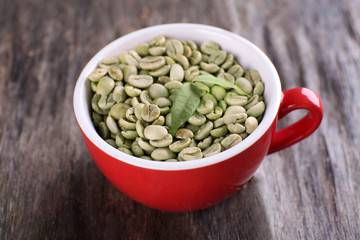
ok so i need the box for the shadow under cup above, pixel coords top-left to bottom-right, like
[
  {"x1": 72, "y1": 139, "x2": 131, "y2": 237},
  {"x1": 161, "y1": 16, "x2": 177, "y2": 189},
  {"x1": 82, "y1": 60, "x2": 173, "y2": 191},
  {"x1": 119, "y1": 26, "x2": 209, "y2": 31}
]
[{"x1": 73, "y1": 24, "x2": 323, "y2": 212}]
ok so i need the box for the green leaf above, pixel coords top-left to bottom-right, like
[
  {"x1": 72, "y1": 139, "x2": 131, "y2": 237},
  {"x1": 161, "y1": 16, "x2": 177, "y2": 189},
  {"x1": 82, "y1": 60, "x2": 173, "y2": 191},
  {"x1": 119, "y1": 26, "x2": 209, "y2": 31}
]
[
  {"x1": 170, "y1": 83, "x2": 202, "y2": 136},
  {"x1": 192, "y1": 75, "x2": 251, "y2": 98}
]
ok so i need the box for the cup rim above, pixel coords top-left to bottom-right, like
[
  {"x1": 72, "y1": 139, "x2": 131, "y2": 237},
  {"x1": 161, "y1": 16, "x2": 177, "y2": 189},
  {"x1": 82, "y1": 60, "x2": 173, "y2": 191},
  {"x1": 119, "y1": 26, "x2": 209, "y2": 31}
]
[{"x1": 73, "y1": 23, "x2": 281, "y2": 171}]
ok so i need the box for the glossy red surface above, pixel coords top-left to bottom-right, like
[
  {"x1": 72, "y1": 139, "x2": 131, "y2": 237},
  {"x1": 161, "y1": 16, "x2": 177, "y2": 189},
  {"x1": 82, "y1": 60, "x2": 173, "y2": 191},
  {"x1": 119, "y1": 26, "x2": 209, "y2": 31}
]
[
  {"x1": 79, "y1": 88, "x2": 323, "y2": 212},
  {"x1": 268, "y1": 88, "x2": 324, "y2": 154},
  {"x1": 81, "y1": 120, "x2": 275, "y2": 212}
]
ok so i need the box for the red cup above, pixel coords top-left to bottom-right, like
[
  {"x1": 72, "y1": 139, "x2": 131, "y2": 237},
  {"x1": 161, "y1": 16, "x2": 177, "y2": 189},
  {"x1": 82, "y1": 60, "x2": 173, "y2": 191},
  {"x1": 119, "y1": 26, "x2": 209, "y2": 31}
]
[{"x1": 73, "y1": 24, "x2": 323, "y2": 212}]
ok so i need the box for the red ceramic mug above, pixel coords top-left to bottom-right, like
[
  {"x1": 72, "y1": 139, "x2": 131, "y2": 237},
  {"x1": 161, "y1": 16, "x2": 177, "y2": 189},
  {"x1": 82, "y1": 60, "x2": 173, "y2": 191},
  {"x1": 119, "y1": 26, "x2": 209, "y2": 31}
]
[{"x1": 73, "y1": 24, "x2": 323, "y2": 212}]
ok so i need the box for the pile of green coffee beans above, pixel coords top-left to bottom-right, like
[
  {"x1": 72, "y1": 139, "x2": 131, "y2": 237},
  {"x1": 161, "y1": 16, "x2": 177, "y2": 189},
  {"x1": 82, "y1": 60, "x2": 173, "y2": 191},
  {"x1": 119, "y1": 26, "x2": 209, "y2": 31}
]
[{"x1": 88, "y1": 35, "x2": 265, "y2": 161}]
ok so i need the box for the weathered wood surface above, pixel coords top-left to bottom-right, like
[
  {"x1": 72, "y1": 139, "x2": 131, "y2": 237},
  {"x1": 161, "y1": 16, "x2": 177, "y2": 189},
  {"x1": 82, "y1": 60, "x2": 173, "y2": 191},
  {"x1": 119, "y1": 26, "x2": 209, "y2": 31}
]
[{"x1": 1, "y1": 0, "x2": 359, "y2": 239}]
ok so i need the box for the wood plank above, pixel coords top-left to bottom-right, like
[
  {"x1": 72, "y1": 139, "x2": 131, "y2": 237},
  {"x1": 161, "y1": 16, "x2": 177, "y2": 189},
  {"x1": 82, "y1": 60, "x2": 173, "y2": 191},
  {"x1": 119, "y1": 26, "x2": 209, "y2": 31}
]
[{"x1": 0, "y1": 0, "x2": 359, "y2": 239}]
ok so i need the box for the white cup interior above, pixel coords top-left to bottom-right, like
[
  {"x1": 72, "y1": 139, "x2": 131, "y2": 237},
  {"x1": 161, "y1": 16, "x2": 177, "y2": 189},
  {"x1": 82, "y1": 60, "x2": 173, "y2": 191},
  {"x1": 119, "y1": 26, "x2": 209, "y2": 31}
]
[{"x1": 73, "y1": 23, "x2": 281, "y2": 170}]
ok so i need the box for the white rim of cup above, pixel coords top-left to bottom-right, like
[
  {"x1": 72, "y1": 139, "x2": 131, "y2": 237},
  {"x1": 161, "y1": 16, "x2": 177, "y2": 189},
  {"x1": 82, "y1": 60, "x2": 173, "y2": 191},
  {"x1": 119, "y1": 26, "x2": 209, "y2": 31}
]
[{"x1": 73, "y1": 23, "x2": 281, "y2": 171}]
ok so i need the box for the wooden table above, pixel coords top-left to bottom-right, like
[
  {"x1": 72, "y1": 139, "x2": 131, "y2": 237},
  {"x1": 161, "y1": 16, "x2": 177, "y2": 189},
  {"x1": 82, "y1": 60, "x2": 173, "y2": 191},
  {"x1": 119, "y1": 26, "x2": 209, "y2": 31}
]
[{"x1": 1, "y1": 0, "x2": 359, "y2": 239}]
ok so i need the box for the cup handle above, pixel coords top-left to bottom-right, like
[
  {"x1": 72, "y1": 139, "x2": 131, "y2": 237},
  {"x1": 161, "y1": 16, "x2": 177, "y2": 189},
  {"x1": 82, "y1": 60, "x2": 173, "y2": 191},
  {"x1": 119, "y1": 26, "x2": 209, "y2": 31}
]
[{"x1": 268, "y1": 87, "x2": 324, "y2": 154}]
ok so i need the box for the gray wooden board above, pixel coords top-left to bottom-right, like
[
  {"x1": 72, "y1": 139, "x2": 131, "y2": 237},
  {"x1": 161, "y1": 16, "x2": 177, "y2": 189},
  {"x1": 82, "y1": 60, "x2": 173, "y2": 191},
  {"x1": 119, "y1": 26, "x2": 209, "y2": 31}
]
[{"x1": 0, "y1": 0, "x2": 359, "y2": 239}]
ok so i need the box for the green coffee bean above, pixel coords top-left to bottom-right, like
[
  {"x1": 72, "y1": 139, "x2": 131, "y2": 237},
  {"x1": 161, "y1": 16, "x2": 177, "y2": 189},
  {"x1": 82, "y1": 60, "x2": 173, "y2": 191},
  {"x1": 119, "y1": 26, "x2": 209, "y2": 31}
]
[
  {"x1": 125, "y1": 107, "x2": 137, "y2": 122},
  {"x1": 246, "y1": 101, "x2": 265, "y2": 117},
  {"x1": 128, "y1": 75, "x2": 153, "y2": 88},
  {"x1": 119, "y1": 147, "x2": 133, "y2": 155},
  {"x1": 210, "y1": 125, "x2": 229, "y2": 138},
  {"x1": 164, "y1": 80, "x2": 182, "y2": 91},
  {"x1": 98, "y1": 121, "x2": 110, "y2": 139},
  {"x1": 134, "y1": 43, "x2": 149, "y2": 57},
  {"x1": 228, "y1": 64, "x2": 244, "y2": 78},
  {"x1": 88, "y1": 68, "x2": 107, "y2": 82},
  {"x1": 208, "y1": 50, "x2": 227, "y2": 65},
  {"x1": 159, "y1": 106, "x2": 170, "y2": 115},
  {"x1": 190, "y1": 50, "x2": 202, "y2": 65},
  {"x1": 144, "y1": 125, "x2": 168, "y2": 140},
  {"x1": 106, "y1": 115, "x2": 120, "y2": 134},
  {"x1": 214, "y1": 117, "x2": 225, "y2": 128},
  {"x1": 131, "y1": 97, "x2": 140, "y2": 107},
  {"x1": 175, "y1": 128, "x2": 194, "y2": 139},
  {"x1": 217, "y1": 72, "x2": 235, "y2": 87},
  {"x1": 134, "y1": 103, "x2": 145, "y2": 119},
  {"x1": 165, "y1": 39, "x2": 184, "y2": 57},
  {"x1": 131, "y1": 140, "x2": 145, "y2": 157},
  {"x1": 164, "y1": 56, "x2": 176, "y2": 65},
  {"x1": 139, "y1": 90, "x2": 152, "y2": 105},
  {"x1": 221, "y1": 134, "x2": 242, "y2": 149},
  {"x1": 246, "y1": 70, "x2": 261, "y2": 86},
  {"x1": 225, "y1": 105, "x2": 246, "y2": 115},
  {"x1": 149, "y1": 65, "x2": 171, "y2": 77},
  {"x1": 169, "y1": 138, "x2": 192, "y2": 152},
  {"x1": 139, "y1": 56, "x2": 165, "y2": 70},
  {"x1": 227, "y1": 123, "x2": 246, "y2": 133},
  {"x1": 223, "y1": 113, "x2": 247, "y2": 124},
  {"x1": 243, "y1": 95, "x2": 259, "y2": 110},
  {"x1": 183, "y1": 45, "x2": 192, "y2": 59},
  {"x1": 202, "y1": 93, "x2": 218, "y2": 106},
  {"x1": 224, "y1": 92, "x2": 248, "y2": 106},
  {"x1": 115, "y1": 133, "x2": 126, "y2": 148},
  {"x1": 240, "y1": 132, "x2": 248, "y2": 140},
  {"x1": 253, "y1": 82, "x2": 264, "y2": 96},
  {"x1": 197, "y1": 136, "x2": 212, "y2": 150},
  {"x1": 148, "y1": 83, "x2": 169, "y2": 99},
  {"x1": 165, "y1": 113, "x2": 172, "y2": 128},
  {"x1": 92, "y1": 112, "x2": 102, "y2": 127},
  {"x1": 173, "y1": 54, "x2": 189, "y2": 69},
  {"x1": 211, "y1": 85, "x2": 226, "y2": 101},
  {"x1": 152, "y1": 115, "x2": 165, "y2": 125},
  {"x1": 194, "y1": 121, "x2": 214, "y2": 140},
  {"x1": 219, "y1": 100, "x2": 227, "y2": 112},
  {"x1": 123, "y1": 64, "x2": 138, "y2": 82},
  {"x1": 121, "y1": 130, "x2": 138, "y2": 140},
  {"x1": 235, "y1": 77, "x2": 253, "y2": 95},
  {"x1": 150, "y1": 134, "x2": 173, "y2": 147},
  {"x1": 200, "y1": 41, "x2": 220, "y2": 55},
  {"x1": 184, "y1": 66, "x2": 200, "y2": 82},
  {"x1": 124, "y1": 85, "x2": 141, "y2": 97},
  {"x1": 245, "y1": 116, "x2": 258, "y2": 134},
  {"x1": 170, "y1": 64, "x2": 184, "y2": 81},
  {"x1": 138, "y1": 138, "x2": 155, "y2": 152},
  {"x1": 149, "y1": 46, "x2": 166, "y2": 56},
  {"x1": 91, "y1": 82, "x2": 97, "y2": 92},
  {"x1": 125, "y1": 50, "x2": 141, "y2": 66},
  {"x1": 135, "y1": 120, "x2": 146, "y2": 138},
  {"x1": 203, "y1": 143, "x2": 222, "y2": 157},
  {"x1": 150, "y1": 35, "x2": 166, "y2": 47},
  {"x1": 178, "y1": 147, "x2": 203, "y2": 161},
  {"x1": 188, "y1": 113, "x2": 207, "y2": 126},
  {"x1": 99, "y1": 57, "x2": 119, "y2": 69},
  {"x1": 206, "y1": 106, "x2": 223, "y2": 120},
  {"x1": 113, "y1": 85, "x2": 127, "y2": 103},
  {"x1": 200, "y1": 62, "x2": 220, "y2": 73},
  {"x1": 151, "y1": 147, "x2": 176, "y2": 161},
  {"x1": 109, "y1": 103, "x2": 130, "y2": 120},
  {"x1": 141, "y1": 104, "x2": 160, "y2": 122},
  {"x1": 221, "y1": 54, "x2": 234, "y2": 70},
  {"x1": 119, "y1": 118, "x2": 136, "y2": 130},
  {"x1": 185, "y1": 123, "x2": 200, "y2": 134},
  {"x1": 196, "y1": 99, "x2": 214, "y2": 115},
  {"x1": 192, "y1": 82, "x2": 210, "y2": 97},
  {"x1": 98, "y1": 94, "x2": 115, "y2": 109},
  {"x1": 96, "y1": 77, "x2": 115, "y2": 96},
  {"x1": 153, "y1": 98, "x2": 171, "y2": 108}
]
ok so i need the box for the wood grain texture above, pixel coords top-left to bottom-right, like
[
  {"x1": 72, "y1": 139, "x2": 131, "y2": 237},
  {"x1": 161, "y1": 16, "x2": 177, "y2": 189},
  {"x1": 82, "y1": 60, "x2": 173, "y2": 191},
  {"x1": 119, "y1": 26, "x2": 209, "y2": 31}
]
[{"x1": 0, "y1": 0, "x2": 359, "y2": 239}]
